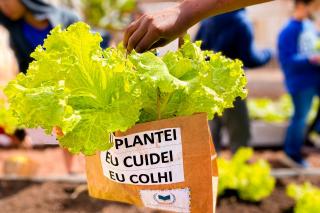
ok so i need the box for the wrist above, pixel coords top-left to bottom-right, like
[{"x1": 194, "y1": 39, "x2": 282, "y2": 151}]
[{"x1": 177, "y1": 0, "x2": 210, "y2": 30}]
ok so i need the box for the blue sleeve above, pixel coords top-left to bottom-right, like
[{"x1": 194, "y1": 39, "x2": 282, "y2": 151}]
[
  {"x1": 237, "y1": 23, "x2": 271, "y2": 68},
  {"x1": 278, "y1": 29, "x2": 318, "y2": 72},
  {"x1": 287, "y1": 55, "x2": 314, "y2": 70},
  {"x1": 211, "y1": 31, "x2": 234, "y2": 53},
  {"x1": 195, "y1": 22, "x2": 211, "y2": 50},
  {"x1": 195, "y1": 23, "x2": 205, "y2": 41}
]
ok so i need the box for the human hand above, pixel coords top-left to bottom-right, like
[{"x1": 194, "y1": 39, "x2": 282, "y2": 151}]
[
  {"x1": 123, "y1": 0, "x2": 272, "y2": 53},
  {"x1": 123, "y1": 5, "x2": 190, "y2": 53}
]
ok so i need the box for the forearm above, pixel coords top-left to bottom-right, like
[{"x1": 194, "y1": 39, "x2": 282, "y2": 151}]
[
  {"x1": 179, "y1": 0, "x2": 272, "y2": 29},
  {"x1": 124, "y1": 0, "x2": 273, "y2": 52}
]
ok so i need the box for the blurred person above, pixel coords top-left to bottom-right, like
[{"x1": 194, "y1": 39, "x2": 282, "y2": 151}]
[
  {"x1": 0, "y1": 128, "x2": 32, "y2": 148},
  {"x1": 306, "y1": 106, "x2": 320, "y2": 146},
  {"x1": 0, "y1": 0, "x2": 111, "y2": 175},
  {"x1": 0, "y1": 0, "x2": 79, "y2": 73},
  {"x1": 278, "y1": 0, "x2": 320, "y2": 167},
  {"x1": 195, "y1": 9, "x2": 272, "y2": 153},
  {"x1": 0, "y1": 0, "x2": 79, "y2": 173}
]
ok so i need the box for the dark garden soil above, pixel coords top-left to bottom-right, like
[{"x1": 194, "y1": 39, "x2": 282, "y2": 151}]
[
  {"x1": 0, "y1": 180, "x2": 164, "y2": 213},
  {"x1": 1, "y1": 147, "x2": 320, "y2": 213},
  {"x1": 1, "y1": 176, "x2": 320, "y2": 213}
]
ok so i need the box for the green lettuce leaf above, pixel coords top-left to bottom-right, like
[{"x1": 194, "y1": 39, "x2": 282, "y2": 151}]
[
  {"x1": 287, "y1": 183, "x2": 320, "y2": 213},
  {"x1": 5, "y1": 23, "x2": 141, "y2": 155},
  {"x1": 218, "y1": 148, "x2": 275, "y2": 201},
  {"x1": 133, "y1": 36, "x2": 247, "y2": 122},
  {"x1": 5, "y1": 23, "x2": 247, "y2": 155},
  {"x1": 0, "y1": 99, "x2": 18, "y2": 134}
]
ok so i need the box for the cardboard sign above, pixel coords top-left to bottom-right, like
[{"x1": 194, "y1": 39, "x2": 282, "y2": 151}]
[
  {"x1": 101, "y1": 128, "x2": 184, "y2": 185},
  {"x1": 86, "y1": 113, "x2": 218, "y2": 213}
]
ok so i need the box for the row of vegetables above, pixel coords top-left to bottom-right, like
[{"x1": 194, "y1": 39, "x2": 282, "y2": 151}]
[{"x1": 218, "y1": 148, "x2": 320, "y2": 213}]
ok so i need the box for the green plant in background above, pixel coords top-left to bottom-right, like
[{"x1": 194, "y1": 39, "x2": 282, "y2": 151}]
[
  {"x1": 218, "y1": 148, "x2": 275, "y2": 202},
  {"x1": 4, "y1": 22, "x2": 247, "y2": 155},
  {"x1": 248, "y1": 94, "x2": 293, "y2": 123},
  {"x1": 0, "y1": 99, "x2": 18, "y2": 134},
  {"x1": 287, "y1": 182, "x2": 320, "y2": 213},
  {"x1": 248, "y1": 95, "x2": 319, "y2": 123},
  {"x1": 81, "y1": 0, "x2": 136, "y2": 30}
]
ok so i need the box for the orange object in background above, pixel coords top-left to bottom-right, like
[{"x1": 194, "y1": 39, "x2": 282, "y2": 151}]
[
  {"x1": 86, "y1": 113, "x2": 218, "y2": 213},
  {"x1": 3, "y1": 155, "x2": 38, "y2": 177}
]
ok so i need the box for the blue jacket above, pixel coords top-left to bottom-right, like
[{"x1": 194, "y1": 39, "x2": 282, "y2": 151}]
[
  {"x1": 278, "y1": 19, "x2": 320, "y2": 94},
  {"x1": 195, "y1": 9, "x2": 271, "y2": 69},
  {"x1": 0, "y1": 0, "x2": 79, "y2": 73},
  {"x1": 0, "y1": 0, "x2": 110, "y2": 73}
]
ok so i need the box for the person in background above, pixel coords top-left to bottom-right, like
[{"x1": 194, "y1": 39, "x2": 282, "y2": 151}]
[
  {"x1": 278, "y1": 0, "x2": 320, "y2": 167},
  {"x1": 0, "y1": 0, "x2": 79, "y2": 73},
  {"x1": 0, "y1": 0, "x2": 79, "y2": 173},
  {"x1": 306, "y1": 108, "x2": 320, "y2": 146},
  {"x1": 195, "y1": 9, "x2": 272, "y2": 153}
]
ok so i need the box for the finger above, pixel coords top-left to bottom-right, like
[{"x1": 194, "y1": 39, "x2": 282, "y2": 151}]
[
  {"x1": 123, "y1": 19, "x2": 140, "y2": 48},
  {"x1": 149, "y1": 38, "x2": 170, "y2": 50},
  {"x1": 135, "y1": 30, "x2": 160, "y2": 53},
  {"x1": 127, "y1": 19, "x2": 149, "y2": 52}
]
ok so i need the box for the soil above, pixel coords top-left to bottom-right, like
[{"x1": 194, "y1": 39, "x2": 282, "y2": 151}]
[
  {"x1": 0, "y1": 180, "x2": 164, "y2": 213},
  {"x1": 218, "y1": 176, "x2": 320, "y2": 213},
  {"x1": 1, "y1": 148, "x2": 320, "y2": 213},
  {"x1": 1, "y1": 176, "x2": 320, "y2": 213}
]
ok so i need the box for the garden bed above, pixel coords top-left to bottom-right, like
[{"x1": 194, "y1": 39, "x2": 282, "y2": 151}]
[
  {"x1": 0, "y1": 180, "x2": 159, "y2": 213},
  {"x1": 218, "y1": 176, "x2": 320, "y2": 213},
  {"x1": 1, "y1": 176, "x2": 319, "y2": 213}
]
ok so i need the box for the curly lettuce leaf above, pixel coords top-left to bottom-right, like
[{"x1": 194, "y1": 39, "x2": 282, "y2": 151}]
[
  {"x1": 4, "y1": 83, "x2": 70, "y2": 134},
  {"x1": 218, "y1": 148, "x2": 275, "y2": 202},
  {"x1": 287, "y1": 183, "x2": 320, "y2": 213},
  {"x1": 0, "y1": 99, "x2": 18, "y2": 134},
  {"x1": 5, "y1": 23, "x2": 141, "y2": 155},
  {"x1": 134, "y1": 36, "x2": 247, "y2": 122},
  {"x1": 5, "y1": 23, "x2": 247, "y2": 155}
]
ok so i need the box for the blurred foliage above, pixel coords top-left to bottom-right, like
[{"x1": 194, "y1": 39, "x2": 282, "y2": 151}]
[
  {"x1": 81, "y1": 0, "x2": 137, "y2": 30},
  {"x1": 218, "y1": 148, "x2": 275, "y2": 202},
  {"x1": 248, "y1": 94, "x2": 319, "y2": 123},
  {"x1": 287, "y1": 182, "x2": 320, "y2": 213},
  {"x1": 0, "y1": 98, "x2": 18, "y2": 134}
]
